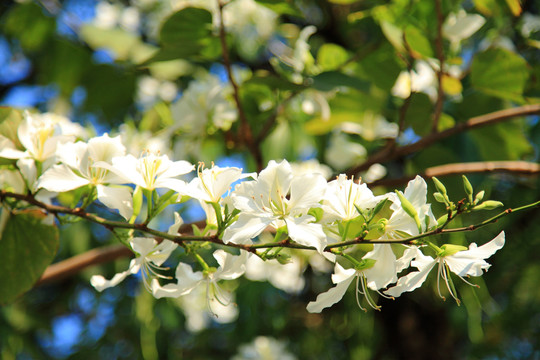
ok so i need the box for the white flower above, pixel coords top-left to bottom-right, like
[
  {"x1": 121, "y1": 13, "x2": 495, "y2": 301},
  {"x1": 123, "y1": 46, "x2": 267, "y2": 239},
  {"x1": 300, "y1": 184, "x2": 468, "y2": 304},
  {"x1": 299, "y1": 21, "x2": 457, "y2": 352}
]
[
  {"x1": 385, "y1": 232, "x2": 505, "y2": 302},
  {"x1": 325, "y1": 131, "x2": 366, "y2": 171},
  {"x1": 91, "y1": 237, "x2": 177, "y2": 291},
  {"x1": 223, "y1": 160, "x2": 328, "y2": 253},
  {"x1": 245, "y1": 254, "x2": 306, "y2": 294},
  {"x1": 188, "y1": 163, "x2": 252, "y2": 204},
  {"x1": 443, "y1": 10, "x2": 485, "y2": 46},
  {"x1": 0, "y1": 112, "x2": 83, "y2": 164},
  {"x1": 173, "y1": 284, "x2": 239, "y2": 333},
  {"x1": 322, "y1": 174, "x2": 385, "y2": 224},
  {"x1": 307, "y1": 242, "x2": 413, "y2": 313},
  {"x1": 152, "y1": 250, "x2": 247, "y2": 305},
  {"x1": 169, "y1": 74, "x2": 237, "y2": 133},
  {"x1": 96, "y1": 151, "x2": 194, "y2": 192},
  {"x1": 232, "y1": 336, "x2": 297, "y2": 360},
  {"x1": 187, "y1": 163, "x2": 253, "y2": 226},
  {"x1": 385, "y1": 175, "x2": 437, "y2": 238},
  {"x1": 391, "y1": 61, "x2": 437, "y2": 100},
  {"x1": 289, "y1": 159, "x2": 332, "y2": 179},
  {"x1": 37, "y1": 134, "x2": 133, "y2": 219}
]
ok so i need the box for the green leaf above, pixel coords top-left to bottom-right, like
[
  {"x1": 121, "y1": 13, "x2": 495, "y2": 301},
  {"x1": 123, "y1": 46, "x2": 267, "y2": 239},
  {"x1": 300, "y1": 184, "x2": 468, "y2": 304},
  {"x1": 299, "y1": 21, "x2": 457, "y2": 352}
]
[
  {"x1": 469, "y1": 121, "x2": 533, "y2": 160},
  {"x1": 0, "y1": 108, "x2": 23, "y2": 147},
  {"x1": 143, "y1": 7, "x2": 220, "y2": 63},
  {"x1": 79, "y1": 25, "x2": 140, "y2": 61},
  {"x1": 471, "y1": 48, "x2": 530, "y2": 102},
  {"x1": 254, "y1": 0, "x2": 302, "y2": 16},
  {"x1": 355, "y1": 43, "x2": 402, "y2": 91},
  {"x1": 38, "y1": 39, "x2": 92, "y2": 97},
  {"x1": 311, "y1": 71, "x2": 369, "y2": 92},
  {"x1": 317, "y1": 44, "x2": 349, "y2": 71},
  {"x1": 404, "y1": 25, "x2": 434, "y2": 58},
  {"x1": 403, "y1": 93, "x2": 432, "y2": 136},
  {"x1": 0, "y1": 211, "x2": 59, "y2": 304},
  {"x1": 3, "y1": 3, "x2": 55, "y2": 52}
]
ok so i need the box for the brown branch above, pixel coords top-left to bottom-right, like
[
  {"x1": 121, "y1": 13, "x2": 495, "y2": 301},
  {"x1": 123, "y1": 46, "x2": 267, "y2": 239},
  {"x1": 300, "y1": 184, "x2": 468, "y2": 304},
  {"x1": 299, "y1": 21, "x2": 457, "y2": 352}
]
[
  {"x1": 216, "y1": 0, "x2": 263, "y2": 171},
  {"x1": 16, "y1": 190, "x2": 536, "y2": 285},
  {"x1": 346, "y1": 104, "x2": 540, "y2": 176},
  {"x1": 37, "y1": 245, "x2": 132, "y2": 285},
  {"x1": 431, "y1": 0, "x2": 445, "y2": 133},
  {"x1": 368, "y1": 161, "x2": 540, "y2": 188}
]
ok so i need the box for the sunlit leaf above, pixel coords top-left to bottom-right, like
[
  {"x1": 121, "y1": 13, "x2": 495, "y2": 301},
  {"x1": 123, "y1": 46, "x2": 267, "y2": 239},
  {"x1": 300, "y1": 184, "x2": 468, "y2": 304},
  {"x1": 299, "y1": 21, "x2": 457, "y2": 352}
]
[
  {"x1": 317, "y1": 44, "x2": 349, "y2": 71},
  {"x1": 471, "y1": 48, "x2": 529, "y2": 102},
  {"x1": 0, "y1": 211, "x2": 59, "y2": 304}
]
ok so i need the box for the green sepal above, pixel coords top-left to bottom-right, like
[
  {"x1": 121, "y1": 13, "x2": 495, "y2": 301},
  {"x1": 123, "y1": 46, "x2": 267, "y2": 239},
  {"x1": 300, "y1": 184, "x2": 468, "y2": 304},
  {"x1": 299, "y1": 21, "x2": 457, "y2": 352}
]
[
  {"x1": 439, "y1": 244, "x2": 468, "y2": 257},
  {"x1": 130, "y1": 186, "x2": 143, "y2": 223},
  {"x1": 308, "y1": 207, "x2": 324, "y2": 222},
  {"x1": 208, "y1": 201, "x2": 224, "y2": 230},
  {"x1": 368, "y1": 198, "x2": 389, "y2": 222},
  {"x1": 153, "y1": 190, "x2": 177, "y2": 214},
  {"x1": 356, "y1": 258, "x2": 376, "y2": 271}
]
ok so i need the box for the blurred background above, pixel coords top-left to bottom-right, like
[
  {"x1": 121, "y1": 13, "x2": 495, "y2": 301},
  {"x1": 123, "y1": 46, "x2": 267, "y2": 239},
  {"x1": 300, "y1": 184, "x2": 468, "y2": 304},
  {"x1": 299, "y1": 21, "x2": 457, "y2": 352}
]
[{"x1": 1, "y1": 0, "x2": 539, "y2": 359}]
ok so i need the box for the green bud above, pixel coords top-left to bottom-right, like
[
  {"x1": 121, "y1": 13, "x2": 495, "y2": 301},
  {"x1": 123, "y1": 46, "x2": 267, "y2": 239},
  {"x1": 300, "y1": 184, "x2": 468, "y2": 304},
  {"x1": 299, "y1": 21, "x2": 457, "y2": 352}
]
[
  {"x1": 473, "y1": 200, "x2": 504, "y2": 211},
  {"x1": 432, "y1": 177, "x2": 447, "y2": 195},
  {"x1": 462, "y1": 175, "x2": 474, "y2": 203},
  {"x1": 433, "y1": 192, "x2": 446, "y2": 203},
  {"x1": 437, "y1": 213, "x2": 449, "y2": 227},
  {"x1": 474, "y1": 190, "x2": 485, "y2": 205},
  {"x1": 396, "y1": 190, "x2": 422, "y2": 233}
]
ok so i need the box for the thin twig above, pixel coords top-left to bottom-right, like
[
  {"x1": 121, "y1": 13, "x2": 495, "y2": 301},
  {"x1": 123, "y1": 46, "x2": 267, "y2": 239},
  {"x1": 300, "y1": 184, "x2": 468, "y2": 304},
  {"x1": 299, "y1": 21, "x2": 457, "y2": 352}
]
[
  {"x1": 33, "y1": 199, "x2": 540, "y2": 285},
  {"x1": 216, "y1": 0, "x2": 263, "y2": 170},
  {"x1": 368, "y1": 161, "x2": 540, "y2": 188},
  {"x1": 346, "y1": 104, "x2": 540, "y2": 176}
]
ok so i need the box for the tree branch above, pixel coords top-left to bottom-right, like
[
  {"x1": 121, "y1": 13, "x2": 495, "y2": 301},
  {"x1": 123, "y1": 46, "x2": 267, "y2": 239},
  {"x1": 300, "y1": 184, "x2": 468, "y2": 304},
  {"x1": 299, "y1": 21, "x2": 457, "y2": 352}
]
[
  {"x1": 33, "y1": 198, "x2": 540, "y2": 285},
  {"x1": 216, "y1": 0, "x2": 263, "y2": 171},
  {"x1": 37, "y1": 245, "x2": 132, "y2": 285},
  {"x1": 346, "y1": 104, "x2": 540, "y2": 176},
  {"x1": 368, "y1": 161, "x2": 540, "y2": 188}
]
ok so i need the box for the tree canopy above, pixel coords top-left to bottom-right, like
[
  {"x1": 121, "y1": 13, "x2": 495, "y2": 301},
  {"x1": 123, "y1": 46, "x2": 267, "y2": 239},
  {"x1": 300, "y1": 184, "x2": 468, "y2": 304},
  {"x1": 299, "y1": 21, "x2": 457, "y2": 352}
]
[{"x1": 0, "y1": 0, "x2": 539, "y2": 359}]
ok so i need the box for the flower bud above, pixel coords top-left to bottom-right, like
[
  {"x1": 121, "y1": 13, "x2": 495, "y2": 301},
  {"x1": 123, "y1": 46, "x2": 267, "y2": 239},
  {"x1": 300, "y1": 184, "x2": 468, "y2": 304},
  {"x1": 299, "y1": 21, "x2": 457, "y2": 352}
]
[
  {"x1": 433, "y1": 192, "x2": 446, "y2": 203},
  {"x1": 276, "y1": 253, "x2": 292, "y2": 265},
  {"x1": 396, "y1": 190, "x2": 422, "y2": 232},
  {"x1": 433, "y1": 177, "x2": 447, "y2": 196},
  {"x1": 473, "y1": 200, "x2": 504, "y2": 211},
  {"x1": 462, "y1": 175, "x2": 473, "y2": 203},
  {"x1": 474, "y1": 190, "x2": 485, "y2": 205}
]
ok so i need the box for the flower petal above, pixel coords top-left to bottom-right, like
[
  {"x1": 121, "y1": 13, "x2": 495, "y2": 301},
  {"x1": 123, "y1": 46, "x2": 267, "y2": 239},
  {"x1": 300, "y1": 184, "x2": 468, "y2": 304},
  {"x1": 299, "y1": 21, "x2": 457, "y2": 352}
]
[
  {"x1": 97, "y1": 185, "x2": 133, "y2": 220},
  {"x1": 222, "y1": 214, "x2": 274, "y2": 245},
  {"x1": 285, "y1": 216, "x2": 327, "y2": 254},
  {"x1": 306, "y1": 271, "x2": 355, "y2": 313},
  {"x1": 38, "y1": 164, "x2": 89, "y2": 192},
  {"x1": 384, "y1": 251, "x2": 436, "y2": 297}
]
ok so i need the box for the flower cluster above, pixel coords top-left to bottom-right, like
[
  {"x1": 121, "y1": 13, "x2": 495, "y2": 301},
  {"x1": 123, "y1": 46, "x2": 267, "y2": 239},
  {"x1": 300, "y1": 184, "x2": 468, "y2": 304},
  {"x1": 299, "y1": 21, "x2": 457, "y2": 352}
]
[{"x1": 0, "y1": 111, "x2": 506, "y2": 316}]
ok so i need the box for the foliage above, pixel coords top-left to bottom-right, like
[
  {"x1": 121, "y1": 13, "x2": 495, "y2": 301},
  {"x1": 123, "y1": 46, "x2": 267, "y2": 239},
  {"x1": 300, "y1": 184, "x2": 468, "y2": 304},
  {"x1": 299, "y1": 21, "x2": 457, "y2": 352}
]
[{"x1": 1, "y1": 0, "x2": 540, "y2": 359}]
